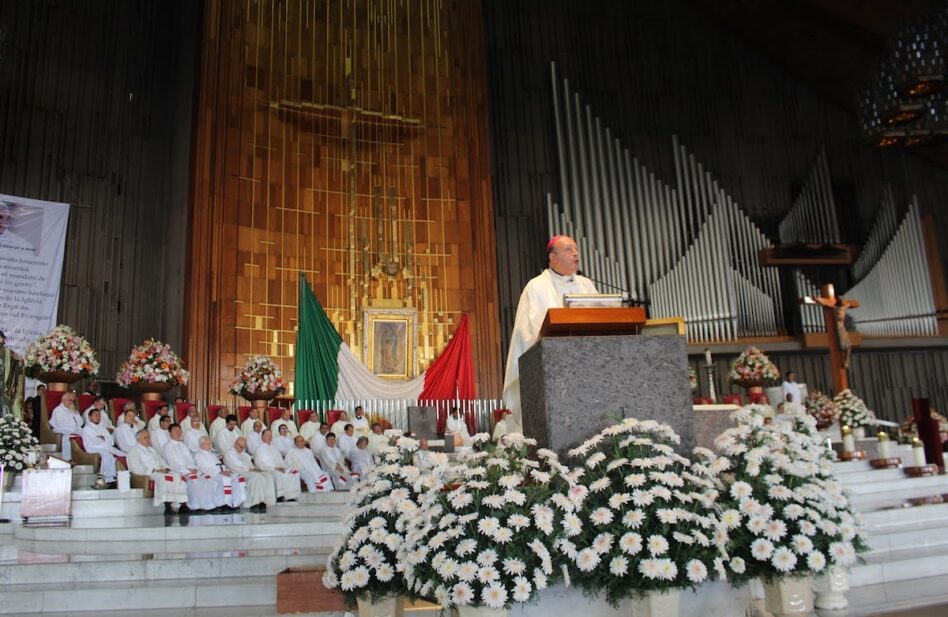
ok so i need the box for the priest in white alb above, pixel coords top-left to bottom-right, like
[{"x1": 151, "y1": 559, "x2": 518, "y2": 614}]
[
  {"x1": 208, "y1": 407, "x2": 230, "y2": 440},
  {"x1": 80, "y1": 409, "x2": 126, "y2": 483},
  {"x1": 273, "y1": 423, "x2": 294, "y2": 456},
  {"x1": 337, "y1": 423, "x2": 357, "y2": 457},
  {"x1": 349, "y1": 436, "x2": 374, "y2": 476},
  {"x1": 366, "y1": 423, "x2": 389, "y2": 455},
  {"x1": 318, "y1": 433, "x2": 352, "y2": 490},
  {"x1": 114, "y1": 410, "x2": 140, "y2": 453},
  {"x1": 194, "y1": 436, "x2": 245, "y2": 510},
  {"x1": 299, "y1": 413, "x2": 322, "y2": 442},
  {"x1": 350, "y1": 406, "x2": 370, "y2": 437},
  {"x1": 329, "y1": 411, "x2": 349, "y2": 438},
  {"x1": 182, "y1": 406, "x2": 208, "y2": 438},
  {"x1": 50, "y1": 391, "x2": 84, "y2": 461},
  {"x1": 246, "y1": 420, "x2": 265, "y2": 454},
  {"x1": 253, "y1": 429, "x2": 301, "y2": 501},
  {"x1": 147, "y1": 403, "x2": 171, "y2": 433},
  {"x1": 184, "y1": 417, "x2": 205, "y2": 453},
  {"x1": 213, "y1": 414, "x2": 241, "y2": 454},
  {"x1": 83, "y1": 396, "x2": 113, "y2": 430},
  {"x1": 445, "y1": 407, "x2": 472, "y2": 447},
  {"x1": 240, "y1": 408, "x2": 263, "y2": 437},
  {"x1": 270, "y1": 408, "x2": 299, "y2": 437},
  {"x1": 308, "y1": 422, "x2": 330, "y2": 454},
  {"x1": 502, "y1": 235, "x2": 597, "y2": 431},
  {"x1": 285, "y1": 435, "x2": 333, "y2": 492},
  {"x1": 161, "y1": 423, "x2": 221, "y2": 511},
  {"x1": 223, "y1": 437, "x2": 276, "y2": 511},
  {"x1": 126, "y1": 429, "x2": 188, "y2": 513},
  {"x1": 151, "y1": 415, "x2": 172, "y2": 451}
]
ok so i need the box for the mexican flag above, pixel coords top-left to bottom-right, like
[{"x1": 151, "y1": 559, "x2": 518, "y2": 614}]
[{"x1": 293, "y1": 274, "x2": 475, "y2": 403}]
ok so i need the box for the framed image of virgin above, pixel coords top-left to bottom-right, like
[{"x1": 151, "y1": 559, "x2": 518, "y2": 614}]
[{"x1": 362, "y1": 308, "x2": 417, "y2": 380}]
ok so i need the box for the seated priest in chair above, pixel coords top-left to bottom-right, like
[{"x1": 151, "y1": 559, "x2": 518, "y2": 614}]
[
  {"x1": 209, "y1": 407, "x2": 230, "y2": 440},
  {"x1": 299, "y1": 412, "x2": 322, "y2": 442},
  {"x1": 83, "y1": 396, "x2": 113, "y2": 431},
  {"x1": 270, "y1": 408, "x2": 299, "y2": 437},
  {"x1": 317, "y1": 433, "x2": 353, "y2": 490},
  {"x1": 213, "y1": 414, "x2": 241, "y2": 454},
  {"x1": 252, "y1": 429, "x2": 301, "y2": 502},
  {"x1": 285, "y1": 435, "x2": 333, "y2": 492},
  {"x1": 115, "y1": 410, "x2": 142, "y2": 454},
  {"x1": 194, "y1": 436, "x2": 245, "y2": 510},
  {"x1": 80, "y1": 409, "x2": 126, "y2": 485},
  {"x1": 445, "y1": 407, "x2": 472, "y2": 447},
  {"x1": 240, "y1": 407, "x2": 262, "y2": 437},
  {"x1": 161, "y1": 423, "x2": 226, "y2": 512},
  {"x1": 223, "y1": 437, "x2": 276, "y2": 511},
  {"x1": 50, "y1": 391, "x2": 84, "y2": 461},
  {"x1": 127, "y1": 429, "x2": 188, "y2": 514}
]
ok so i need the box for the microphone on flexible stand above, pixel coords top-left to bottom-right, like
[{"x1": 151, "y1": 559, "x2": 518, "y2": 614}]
[{"x1": 577, "y1": 271, "x2": 650, "y2": 309}]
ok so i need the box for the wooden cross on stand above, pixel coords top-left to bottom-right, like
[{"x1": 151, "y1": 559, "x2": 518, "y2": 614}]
[{"x1": 802, "y1": 283, "x2": 860, "y2": 393}]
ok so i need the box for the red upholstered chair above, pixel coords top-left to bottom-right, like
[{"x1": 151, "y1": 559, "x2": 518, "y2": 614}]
[
  {"x1": 297, "y1": 410, "x2": 315, "y2": 425},
  {"x1": 435, "y1": 407, "x2": 447, "y2": 434},
  {"x1": 70, "y1": 436, "x2": 101, "y2": 473},
  {"x1": 749, "y1": 391, "x2": 769, "y2": 404},
  {"x1": 110, "y1": 398, "x2": 132, "y2": 424},
  {"x1": 78, "y1": 393, "x2": 96, "y2": 412},
  {"x1": 326, "y1": 409, "x2": 344, "y2": 427},
  {"x1": 465, "y1": 410, "x2": 477, "y2": 435},
  {"x1": 693, "y1": 397, "x2": 713, "y2": 405},
  {"x1": 39, "y1": 391, "x2": 67, "y2": 445},
  {"x1": 143, "y1": 400, "x2": 166, "y2": 422},
  {"x1": 267, "y1": 407, "x2": 284, "y2": 426},
  {"x1": 237, "y1": 406, "x2": 253, "y2": 426},
  {"x1": 722, "y1": 394, "x2": 743, "y2": 405},
  {"x1": 493, "y1": 408, "x2": 511, "y2": 423},
  {"x1": 206, "y1": 404, "x2": 226, "y2": 426},
  {"x1": 175, "y1": 401, "x2": 194, "y2": 423}
]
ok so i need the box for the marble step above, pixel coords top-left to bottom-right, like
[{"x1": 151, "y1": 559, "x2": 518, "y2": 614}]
[
  {"x1": 861, "y1": 501, "x2": 948, "y2": 531},
  {"x1": 266, "y1": 501, "x2": 349, "y2": 518},
  {"x1": 850, "y1": 542, "x2": 948, "y2": 588},
  {"x1": 1, "y1": 488, "x2": 163, "y2": 520},
  {"x1": 863, "y1": 516, "x2": 948, "y2": 554},
  {"x1": 847, "y1": 476, "x2": 948, "y2": 510},
  {"x1": 841, "y1": 572, "x2": 948, "y2": 616}
]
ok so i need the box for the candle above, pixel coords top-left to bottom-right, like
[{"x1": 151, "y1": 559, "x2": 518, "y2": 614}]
[
  {"x1": 705, "y1": 348, "x2": 713, "y2": 366},
  {"x1": 912, "y1": 438, "x2": 927, "y2": 467},
  {"x1": 877, "y1": 432, "x2": 891, "y2": 459},
  {"x1": 842, "y1": 425, "x2": 855, "y2": 453}
]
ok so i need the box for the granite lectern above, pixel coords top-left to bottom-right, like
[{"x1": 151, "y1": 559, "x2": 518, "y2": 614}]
[{"x1": 519, "y1": 332, "x2": 694, "y2": 454}]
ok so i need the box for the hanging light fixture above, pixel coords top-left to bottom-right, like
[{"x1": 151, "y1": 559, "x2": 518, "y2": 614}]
[{"x1": 859, "y1": 9, "x2": 948, "y2": 148}]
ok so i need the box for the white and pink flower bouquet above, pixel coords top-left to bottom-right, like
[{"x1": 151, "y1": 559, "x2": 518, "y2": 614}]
[
  {"x1": 714, "y1": 404, "x2": 867, "y2": 584},
  {"x1": 833, "y1": 389, "x2": 875, "y2": 429},
  {"x1": 24, "y1": 324, "x2": 99, "y2": 378},
  {"x1": 727, "y1": 347, "x2": 780, "y2": 385},
  {"x1": 116, "y1": 339, "x2": 190, "y2": 387},
  {"x1": 804, "y1": 391, "x2": 838, "y2": 430},
  {"x1": 228, "y1": 355, "x2": 287, "y2": 397},
  {"x1": 399, "y1": 433, "x2": 577, "y2": 609},
  {"x1": 562, "y1": 419, "x2": 729, "y2": 604},
  {"x1": 322, "y1": 436, "x2": 447, "y2": 606}
]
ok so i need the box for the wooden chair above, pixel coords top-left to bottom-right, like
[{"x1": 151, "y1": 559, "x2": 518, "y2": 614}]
[
  {"x1": 143, "y1": 400, "x2": 166, "y2": 422},
  {"x1": 297, "y1": 410, "x2": 315, "y2": 425},
  {"x1": 267, "y1": 407, "x2": 284, "y2": 426},
  {"x1": 39, "y1": 391, "x2": 67, "y2": 446},
  {"x1": 130, "y1": 473, "x2": 155, "y2": 498},
  {"x1": 175, "y1": 401, "x2": 194, "y2": 424},
  {"x1": 110, "y1": 398, "x2": 132, "y2": 424}
]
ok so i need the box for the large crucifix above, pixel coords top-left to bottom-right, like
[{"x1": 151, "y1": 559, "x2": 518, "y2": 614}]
[{"x1": 802, "y1": 283, "x2": 860, "y2": 393}]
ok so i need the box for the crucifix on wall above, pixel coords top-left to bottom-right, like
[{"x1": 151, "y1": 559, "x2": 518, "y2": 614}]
[{"x1": 802, "y1": 283, "x2": 860, "y2": 394}]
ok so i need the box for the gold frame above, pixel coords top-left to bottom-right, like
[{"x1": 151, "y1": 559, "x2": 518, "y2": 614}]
[{"x1": 362, "y1": 308, "x2": 417, "y2": 380}]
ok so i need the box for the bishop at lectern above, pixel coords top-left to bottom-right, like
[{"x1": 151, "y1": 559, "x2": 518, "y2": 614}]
[{"x1": 502, "y1": 235, "x2": 598, "y2": 430}]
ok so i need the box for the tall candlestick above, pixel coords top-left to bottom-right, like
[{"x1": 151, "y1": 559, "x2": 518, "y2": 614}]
[
  {"x1": 705, "y1": 348, "x2": 713, "y2": 366},
  {"x1": 842, "y1": 425, "x2": 855, "y2": 453},
  {"x1": 877, "y1": 432, "x2": 891, "y2": 459},
  {"x1": 912, "y1": 438, "x2": 927, "y2": 467}
]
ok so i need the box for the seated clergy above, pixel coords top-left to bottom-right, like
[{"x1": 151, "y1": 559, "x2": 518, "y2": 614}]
[
  {"x1": 446, "y1": 407, "x2": 472, "y2": 447},
  {"x1": 183, "y1": 417, "x2": 205, "y2": 453},
  {"x1": 253, "y1": 429, "x2": 301, "y2": 502},
  {"x1": 329, "y1": 411, "x2": 349, "y2": 438},
  {"x1": 208, "y1": 407, "x2": 230, "y2": 440},
  {"x1": 337, "y1": 424, "x2": 357, "y2": 457},
  {"x1": 80, "y1": 409, "x2": 126, "y2": 484},
  {"x1": 240, "y1": 408, "x2": 262, "y2": 437},
  {"x1": 194, "y1": 436, "x2": 244, "y2": 510},
  {"x1": 213, "y1": 414, "x2": 241, "y2": 454},
  {"x1": 351, "y1": 406, "x2": 370, "y2": 437},
  {"x1": 223, "y1": 437, "x2": 276, "y2": 511},
  {"x1": 127, "y1": 429, "x2": 188, "y2": 514},
  {"x1": 492, "y1": 408, "x2": 514, "y2": 444},
  {"x1": 413, "y1": 438, "x2": 435, "y2": 471},
  {"x1": 349, "y1": 436, "x2": 374, "y2": 476},
  {"x1": 83, "y1": 396, "x2": 113, "y2": 431},
  {"x1": 115, "y1": 402, "x2": 146, "y2": 430},
  {"x1": 147, "y1": 403, "x2": 171, "y2": 433},
  {"x1": 182, "y1": 406, "x2": 208, "y2": 437},
  {"x1": 285, "y1": 435, "x2": 333, "y2": 492},
  {"x1": 308, "y1": 422, "x2": 330, "y2": 454},
  {"x1": 273, "y1": 424, "x2": 294, "y2": 457},
  {"x1": 317, "y1": 433, "x2": 352, "y2": 490},
  {"x1": 246, "y1": 420, "x2": 265, "y2": 454},
  {"x1": 161, "y1": 423, "x2": 224, "y2": 512},
  {"x1": 151, "y1": 415, "x2": 172, "y2": 451},
  {"x1": 270, "y1": 409, "x2": 299, "y2": 437},
  {"x1": 50, "y1": 391, "x2": 84, "y2": 461},
  {"x1": 367, "y1": 423, "x2": 389, "y2": 455},
  {"x1": 299, "y1": 413, "x2": 322, "y2": 442},
  {"x1": 114, "y1": 410, "x2": 141, "y2": 453}
]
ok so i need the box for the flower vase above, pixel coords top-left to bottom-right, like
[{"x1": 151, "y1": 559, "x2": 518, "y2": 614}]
[
  {"x1": 852, "y1": 426, "x2": 866, "y2": 440},
  {"x1": 131, "y1": 381, "x2": 174, "y2": 402},
  {"x1": 37, "y1": 370, "x2": 82, "y2": 392},
  {"x1": 454, "y1": 606, "x2": 508, "y2": 617},
  {"x1": 244, "y1": 390, "x2": 278, "y2": 412},
  {"x1": 762, "y1": 576, "x2": 814, "y2": 616},
  {"x1": 813, "y1": 567, "x2": 849, "y2": 609},
  {"x1": 357, "y1": 595, "x2": 404, "y2": 617},
  {"x1": 629, "y1": 589, "x2": 680, "y2": 617}
]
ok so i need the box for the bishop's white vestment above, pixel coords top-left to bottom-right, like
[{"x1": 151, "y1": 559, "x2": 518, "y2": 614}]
[
  {"x1": 80, "y1": 421, "x2": 125, "y2": 481},
  {"x1": 194, "y1": 449, "x2": 245, "y2": 508},
  {"x1": 299, "y1": 419, "x2": 322, "y2": 442},
  {"x1": 162, "y1": 439, "x2": 220, "y2": 510},
  {"x1": 350, "y1": 415, "x2": 370, "y2": 437},
  {"x1": 445, "y1": 414, "x2": 472, "y2": 447},
  {"x1": 223, "y1": 448, "x2": 276, "y2": 506},
  {"x1": 253, "y1": 442, "x2": 301, "y2": 500},
  {"x1": 126, "y1": 444, "x2": 188, "y2": 507},
  {"x1": 270, "y1": 418, "x2": 299, "y2": 437},
  {"x1": 50, "y1": 403, "x2": 83, "y2": 460},
  {"x1": 285, "y1": 446, "x2": 333, "y2": 492},
  {"x1": 317, "y1": 445, "x2": 352, "y2": 490}
]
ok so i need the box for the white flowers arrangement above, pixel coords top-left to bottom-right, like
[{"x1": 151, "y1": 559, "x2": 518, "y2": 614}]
[
  {"x1": 24, "y1": 324, "x2": 99, "y2": 378},
  {"x1": 728, "y1": 347, "x2": 780, "y2": 385},
  {"x1": 0, "y1": 415, "x2": 39, "y2": 473},
  {"x1": 563, "y1": 419, "x2": 728, "y2": 604},
  {"x1": 833, "y1": 389, "x2": 875, "y2": 429},
  {"x1": 322, "y1": 436, "x2": 447, "y2": 605},
  {"x1": 228, "y1": 355, "x2": 287, "y2": 397},
  {"x1": 714, "y1": 404, "x2": 867, "y2": 583},
  {"x1": 399, "y1": 434, "x2": 577, "y2": 609}
]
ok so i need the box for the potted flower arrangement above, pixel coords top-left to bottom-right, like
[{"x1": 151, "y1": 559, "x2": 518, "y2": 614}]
[
  {"x1": 24, "y1": 324, "x2": 99, "y2": 390},
  {"x1": 116, "y1": 339, "x2": 190, "y2": 400},
  {"x1": 323, "y1": 436, "x2": 448, "y2": 617},
  {"x1": 714, "y1": 404, "x2": 867, "y2": 616},
  {"x1": 563, "y1": 418, "x2": 728, "y2": 615},
  {"x1": 833, "y1": 390, "x2": 875, "y2": 439},
  {"x1": 0, "y1": 415, "x2": 40, "y2": 488},
  {"x1": 728, "y1": 347, "x2": 780, "y2": 391},
  {"x1": 399, "y1": 433, "x2": 577, "y2": 617},
  {"x1": 804, "y1": 391, "x2": 838, "y2": 431},
  {"x1": 229, "y1": 355, "x2": 287, "y2": 407}
]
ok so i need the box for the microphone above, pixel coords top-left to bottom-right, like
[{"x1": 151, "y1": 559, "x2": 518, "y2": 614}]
[{"x1": 577, "y1": 271, "x2": 650, "y2": 307}]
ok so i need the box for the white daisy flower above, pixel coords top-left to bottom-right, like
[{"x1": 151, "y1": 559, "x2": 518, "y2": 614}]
[
  {"x1": 609, "y1": 555, "x2": 629, "y2": 576},
  {"x1": 686, "y1": 559, "x2": 708, "y2": 583},
  {"x1": 592, "y1": 532, "x2": 614, "y2": 554},
  {"x1": 620, "y1": 532, "x2": 643, "y2": 555},
  {"x1": 508, "y1": 514, "x2": 531, "y2": 530},
  {"x1": 729, "y1": 557, "x2": 746, "y2": 574},
  {"x1": 746, "y1": 516, "x2": 767, "y2": 534},
  {"x1": 478, "y1": 517, "x2": 501, "y2": 535},
  {"x1": 512, "y1": 576, "x2": 532, "y2": 603},
  {"x1": 493, "y1": 527, "x2": 513, "y2": 544},
  {"x1": 764, "y1": 519, "x2": 788, "y2": 542},
  {"x1": 457, "y1": 561, "x2": 478, "y2": 581},
  {"x1": 656, "y1": 558, "x2": 678, "y2": 581},
  {"x1": 590, "y1": 477, "x2": 611, "y2": 493},
  {"x1": 639, "y1": 558, "x2": 661, "y2": 579},
  {"x1": 771, "y1": 547, "x2": 797, "y2": 572},
  {"x1": 807, "y1": 551, "x2": 827, "y2": 572},
  {"x1": 608, "y1": 493, "x2": 632, "y2": 509},
  {"x1": 377, "y1": 563, "x2": 395, "y2": 582},
  {"x1": 751, "y1": 538, "x2": 774, "y2": 561},
  {"x1": 625, "y1": 473, "x2": 647, "y2": 488},
  {"x1": 477, "y1": 549, "x2": 498, "y2": 565},
  {"x1": 590, "y1": 507, "x2": 614, "y2": 526},
  {"x1": 575, "y1": 547, "x2": 601, "y2": 572},
  {"x1": 477, "y1": 565, "x2": 500, "y2": 583},
  {"x1": 730, "y1": 481, "x2": 753, "y2": 499},
  {"x1": 720, "y1": 509, "x2": 742, "y2": 529},
  {"x1": 647, "y1": 535, "x2": 669, "y2": 556},
  {"x1": 457, "y1": 539, "x2": 477, "y2": 556},
  {"x1": 791, "y1": 535, "x2": 813, "y2": 554},
  {"x1": 623, "y1": 510, "x2": 645, "y2": 528},
  {"x1": 452, "y1": 582, "x2": 474, "y2": 606},
  {"x1": 562, "y1": 513, "x2": 583, "y2": 536}
]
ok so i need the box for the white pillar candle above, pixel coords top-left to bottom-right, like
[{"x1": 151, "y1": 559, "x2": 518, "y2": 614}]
[
  {"x1": 912, "y1": 439, "x2": 927, "y2": 467},
  {"x1": 877, "y1": 432, "x2": 891, "y2": 459},
  {"x1": 705, "y1": 348, "x2": 713, "y2": 365},
  {"x1": 843, "y1": 432, "x2": 855, "y2": 453}
]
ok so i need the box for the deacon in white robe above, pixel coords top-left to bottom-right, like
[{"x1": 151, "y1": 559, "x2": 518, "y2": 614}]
[
  {"x1": 367, "y1": 424, "x2": 389, "y2": 455},
  {"x1": 349, "y1": 437, "x2": 374, "y2": 476},
  {"x1": 246, "y1": 421, "x2": 265, "y2": 454},
  {"x1": 502, "y1": 235, "x2": 597, "y2": 430},
  {"x1": 208, "y1": 409, "x2": 230, "y2": 440},
  {"x1": 223, "y1": 437, "x2": 276, "y2": 510},
  {"x1": 115, "y1": 403, "x2": 146, "y2": 430},
  {"x1": 49, "y1": 392, "x2": 84, "y2": 461},
  {"x1": 781, "y1": 372, "x2": 802, "y2": 404},
  {"x1": 213, "y1": 415, "x2": 241, "y2": 454},
  {"x1": 126, "y1": 429, "x2": 188, "y2": 511},
  {"x1": 114, "y1": 410, "x2": 140, "y2": 454},
  {"x1": 273, "y1": 424, "x2": 294, "y2": 456},
  {"x1": 151, "y1": 416, "x2": 172, "y2": 451},
  {"x1": 285, "y1": 436, "x2": 333, "y2": 492},
  {"x1": 147, "y1": 404, "x2": 172, "y2": 433},
  {"x1": 80, "y1": 409, "x2": 126, "y2": 482},
  {"x1": 299, "y1": 415, "x2": 323, "y2": 442},
  {"x1": 253, "y1": 429, "x2": 301, "y2": 501},
  {"x1": 317, "y1": 434, "x2": 353, "y2": 490},
  {"x1": 308, "y1": 424, "x2": 330, "y2": 454},
  {"x1": 337, "y1": 425, "x2": 357, "y2": 457},
  {"x1": 240, "y1": 409, "x2": 263, "y2": 437},
  {"x1": 492, "y1": 409, "x2": 513, "y2": 444},
  {"x1": 184, "y1": 421, "x2": 204, "y2": 453},
  {"x1": 445, "y1": 408, "x2": 472, "y2": 447},
  {"x1": 194, "y1": 436, "x2": 245, "y2": 509},
  {"x1": 182, "y1": 407, "x2": 208, "y2": 437},
  {"x1": 329, "y1": 412, "x2": 350, "y2": 438},
  {"x1": 350, "y1": 406, "x2": 371, "y2": 437},
  {"x1": 161, "y1": 425, "x2": 221, "y2": 511},
  {"x1": 83, "y1": 397, "x2": 113, "y2": 430},
  {"x1": 270, "y1": 409, "x2": 299, "y2": 437}
]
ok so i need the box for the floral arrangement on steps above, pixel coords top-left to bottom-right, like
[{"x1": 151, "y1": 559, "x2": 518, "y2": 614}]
[
  {"x1": 714, "y1": 403, "x2": 867, "y2": 586},
  {"x1": 833, "y1": 389, "x2": 875, "y2": 429},
  {"x1": 323, "y1": 435, "x2": 448, "y2": 607},
  {"x1": 900, "y1": 408, "x2": 948, "y2": 440},
  {"x1": 0, "y1": 415, "x2": 39, "y2": 474},
  {"x1": 727, "y1": 347, "x2": 780, "y2": 386},
  {"x1": 804, "y1": 391, "x2": 838, "y2": 430},
  {"x1": 399, "y1": 433, "x2": 578, "y2": 610},
  {"x1": 228, "y1": 355, "x2": 287, "y2": 398},
  {"x1": 562, "y1": 418, "x2": 729, "y2": 606},
  {"x1": 116, "y1": 339, "x2": 190, "y2": 387},
  {"x1": 24, "y1": 324, "x2": 99, "y2": 379}
]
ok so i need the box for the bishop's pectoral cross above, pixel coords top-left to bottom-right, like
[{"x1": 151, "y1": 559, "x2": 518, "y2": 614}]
[{"x1": 802, "y1": 284, "x2": 860, "y2": 394}]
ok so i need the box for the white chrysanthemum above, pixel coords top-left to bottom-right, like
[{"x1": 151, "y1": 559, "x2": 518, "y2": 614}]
[
  {"x1": 751, "y1": 538, "x2": 774, "y2": 561},
  {"x1": 720, "y1": 509, "x2": 742, "y2": 529},
  {"x1": 673, "y1": 531, "x2": 695, "y2": 545},
  {"x1": 376, "y1": 563, "x2": 395, "y2": 582},
  {"x1": 575, "y1": 547, "x2": 601, "y2": 572},
  {"x1": 647, "y1": 535, "x2": 669, "y2": 556},
  {"x1": 657, "y1": 509, "x2": 678, "y2": 524},
  {"x1": 339, "y1": 551, "x2": 357, "y2": 570},
  {"x1": 807, "y1": 551, "x2": 827, "y2": 571},
  {"x1": 739, "y1": 498, "x2": 762, "y2": 515},
  {"x1": 493, "y1": 527, "x2": 513, "y2": 544},
  {"x1": 590, "y1": 477, "x2": 612, "y2": 493},
  {"x1": 502, "y1": 557, "x2": 527, "y2": 576},
  {"x1": 639, "y1": 558, "x2": 661, "y2": 579},
  {"x1": 620, "y1": 532, "x2": 643, "y2": 555},
  {"x1": 457, "y1": 538, "x2": 477, "y2": 556},
  {"x1": 593, "y1": 532, "x2": 614, "y2": 554},
  {"x1": 609, "y1": 555, "x2": 629, "y2": 576},
  {"x1": 799, "y1": 520, "x2": 817, "y2": 536},
  {"x1": 512, "y1": 576, "x2": 532, "y2": 603},
  {"x1": 477, "y1": 565, "x2": 500, "y2": 583},
  {"x1": 656, "y1": 558, "x2": 678, "y2": 581},
  {"x1": 508, "y1": 513, "x2": 531, "y2": 530},
  {"x1": 730, "y1": 481, "x2": 753, "y2": 499},
  {"x1": 590, "y1": 507, "x2": 614, "y2": 526},
  {"x1": 608, "y1": 493, "x2": 631, "y2": 509},
  {"x1": 729, "y1": 557, "x2": 746, "y2": 574},
  {"x1": 457, "y1": 561, "x2": 478, "y2": 581},
  {"x1": 477, "y1": 549, "x2": 498, "y2": 565},
  {"x1": 351, "y1": 566, "x2": 370, "y2": 587},
  {"x1": 562, "y1": 513, "x2": 583, "y2": 536},
  {"x1": 764, "y1": 519, "x2": 788, "y2": 542},
  {"x1": 534, "y1": 571, "x2": 549, "y2": 590},
  {"x1": 452, "y1": 582, "x2": 474, "y2": 606},
  {"x1": 791, "y1": 534, "x2": 813, "y2": 554},
  {"x1": 478, "y1": 517, "x2": 501, "y2": 535},
  {"x1": 746, "y1": 516, "x2": 767, "y2": 534},
  {"x1": 772, "y1": 547, "x2": 797, "y2": 572},
  {"x1": 685, "y1": 559, "x2": 708, "y2": 583},
  {"x1": 625, "y1": 473, "x2": 647, "y2": 488},
  {"x1": 623, "y1": 510, "x2": 645, "y2": 528},
  {"x1": 586, "y1": 452, "x2": 607, "y2": 468}
]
